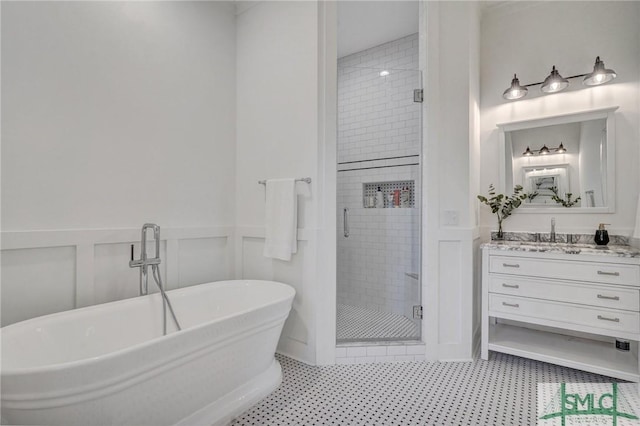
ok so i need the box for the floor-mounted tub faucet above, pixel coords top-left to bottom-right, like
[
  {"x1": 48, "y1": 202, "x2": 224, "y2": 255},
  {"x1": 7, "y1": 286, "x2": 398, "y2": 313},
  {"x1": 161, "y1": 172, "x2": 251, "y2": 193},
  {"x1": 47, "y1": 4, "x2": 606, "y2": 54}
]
[
  {"x1": 129, "y1": 223, "x2": 181, "y2": 335},
  {"x1": 550, "y1": 217, "x2": 556, "y2": 243},
  {"x1": 129, "y1": 223, "x2": 161, "y2": 295}
]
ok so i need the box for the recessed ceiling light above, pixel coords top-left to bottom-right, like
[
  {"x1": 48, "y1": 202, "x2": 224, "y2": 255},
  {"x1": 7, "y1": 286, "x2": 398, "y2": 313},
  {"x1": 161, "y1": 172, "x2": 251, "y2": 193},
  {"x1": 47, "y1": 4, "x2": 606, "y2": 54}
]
[{"x1": 379, "y1": 70, "x2": 390, "y2": 77}]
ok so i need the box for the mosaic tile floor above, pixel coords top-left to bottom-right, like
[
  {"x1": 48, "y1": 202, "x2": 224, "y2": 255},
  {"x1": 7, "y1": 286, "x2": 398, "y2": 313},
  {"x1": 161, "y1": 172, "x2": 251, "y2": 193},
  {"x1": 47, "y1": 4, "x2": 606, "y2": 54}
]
[
  {"x1": 336, "y1": 304, "x2": 420, "y2": 342},
  {"x1": 232, "y1": 353, "x2": 617, "y2": 426}
]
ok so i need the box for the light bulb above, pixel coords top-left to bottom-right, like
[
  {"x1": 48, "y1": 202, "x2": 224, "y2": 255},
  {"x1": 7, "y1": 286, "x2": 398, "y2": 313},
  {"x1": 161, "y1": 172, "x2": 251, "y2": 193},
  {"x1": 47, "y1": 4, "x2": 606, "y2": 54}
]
[
  {"x1": 583, "y1": 56, "x2": 617, "y2": 86},
  {"x1": 379, "y1": 70, "x2": 390, "y2": 77},
  {"x1": 502, "y1": 74, "x2": 528, "y2": 100},
  {"x1": 541, "y1": 66, "x2": 569, "y2": 93}
]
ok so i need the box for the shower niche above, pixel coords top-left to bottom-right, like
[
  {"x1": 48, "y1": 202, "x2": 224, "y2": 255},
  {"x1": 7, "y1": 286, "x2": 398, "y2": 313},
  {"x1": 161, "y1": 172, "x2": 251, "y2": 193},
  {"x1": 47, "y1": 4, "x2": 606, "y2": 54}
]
[{"x1": 363, "y1": 180, "x2": 416, "y2": 208}]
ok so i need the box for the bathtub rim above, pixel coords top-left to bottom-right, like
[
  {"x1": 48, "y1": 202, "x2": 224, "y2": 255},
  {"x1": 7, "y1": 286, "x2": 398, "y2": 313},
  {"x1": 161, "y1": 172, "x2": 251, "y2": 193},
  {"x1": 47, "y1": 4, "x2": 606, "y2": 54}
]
[{"x1": 1, "y1": 279, "x2": 295, "y2": 376}]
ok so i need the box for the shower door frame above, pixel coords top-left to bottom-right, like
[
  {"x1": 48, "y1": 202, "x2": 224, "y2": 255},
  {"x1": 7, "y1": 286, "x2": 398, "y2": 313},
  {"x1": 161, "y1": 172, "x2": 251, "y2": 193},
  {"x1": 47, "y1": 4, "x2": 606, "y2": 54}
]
[{"x1": 335, "y1": 65, "x2": 423, "y2": 345}]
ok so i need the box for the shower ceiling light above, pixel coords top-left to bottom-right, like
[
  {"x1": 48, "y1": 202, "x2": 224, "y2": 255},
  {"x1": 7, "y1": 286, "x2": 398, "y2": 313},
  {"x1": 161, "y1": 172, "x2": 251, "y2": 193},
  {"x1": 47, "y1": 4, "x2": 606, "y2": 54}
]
[
  {"x1": 379, "y1": 70, "x2": 390, "y2": 77},
  {"x1": 502, "y1": 56, "x2": 617, "y2": 101}
]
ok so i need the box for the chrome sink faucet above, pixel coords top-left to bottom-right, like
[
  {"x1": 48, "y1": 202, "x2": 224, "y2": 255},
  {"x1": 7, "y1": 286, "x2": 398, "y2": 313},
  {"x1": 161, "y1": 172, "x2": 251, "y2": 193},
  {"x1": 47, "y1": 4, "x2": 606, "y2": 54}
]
[{"x1": 550, "y1": 217, "x2": 556, "y2": 243}]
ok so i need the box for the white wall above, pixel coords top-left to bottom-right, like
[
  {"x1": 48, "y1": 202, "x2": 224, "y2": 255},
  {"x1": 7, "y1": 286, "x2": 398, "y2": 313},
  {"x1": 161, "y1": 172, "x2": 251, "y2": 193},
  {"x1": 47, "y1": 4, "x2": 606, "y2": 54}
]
[
  {"x1": 337, "y1": 1, "x2": 418, "y2": 58},
  {"x1": 422, "y1": 1, "x2": 481, "y2": 361},
  {"x1": 1, "y1": 2, "x2": 237, "y2": 325},
  {"x1": 235, "y1": 1, "x2": 330, "y2": 365},
  {"x1": 2, "y1": 1, "x2": 237, "y2": 230},
  {"x1": 480, "y1": 1, "x2": 640, "y2": 237}
]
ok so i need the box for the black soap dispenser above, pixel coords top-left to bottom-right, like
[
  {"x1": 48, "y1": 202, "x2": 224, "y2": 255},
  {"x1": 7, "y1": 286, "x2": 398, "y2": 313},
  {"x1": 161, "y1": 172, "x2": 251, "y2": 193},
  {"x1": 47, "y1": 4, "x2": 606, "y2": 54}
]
[{"x1": 594, "y1": 223, "x2": 610, "y2": 246}]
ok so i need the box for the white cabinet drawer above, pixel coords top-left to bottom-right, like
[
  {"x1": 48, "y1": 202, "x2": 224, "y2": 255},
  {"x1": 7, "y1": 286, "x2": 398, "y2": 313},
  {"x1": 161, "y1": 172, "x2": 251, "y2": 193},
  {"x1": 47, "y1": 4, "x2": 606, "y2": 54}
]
[
  {"x1": 490, "y1": 255, "x2": 640, "y2": 286},
  {"x1": 489, "y1": 294, "x2": 640, "y2": 335},
  {"x1": 489, "y1": 276, "x2": 640, "y2": 311}
]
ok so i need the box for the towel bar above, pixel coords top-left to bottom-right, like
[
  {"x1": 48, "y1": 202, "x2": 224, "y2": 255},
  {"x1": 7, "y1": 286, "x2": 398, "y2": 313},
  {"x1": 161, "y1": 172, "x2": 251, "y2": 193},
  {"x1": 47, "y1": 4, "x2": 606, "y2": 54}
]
[{"x1": 258, "y1": 177, "x2": 311, "y2": 185}]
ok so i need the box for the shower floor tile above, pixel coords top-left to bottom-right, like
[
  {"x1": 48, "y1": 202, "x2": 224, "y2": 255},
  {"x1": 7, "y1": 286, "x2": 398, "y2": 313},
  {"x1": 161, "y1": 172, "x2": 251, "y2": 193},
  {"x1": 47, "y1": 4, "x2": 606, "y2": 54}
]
[
  {"x1": 337, "y1": 304, "x2": 419, "y2": 341},
  {"x1": 231, "y1": 353, "x2": 618, "y2": 426}
]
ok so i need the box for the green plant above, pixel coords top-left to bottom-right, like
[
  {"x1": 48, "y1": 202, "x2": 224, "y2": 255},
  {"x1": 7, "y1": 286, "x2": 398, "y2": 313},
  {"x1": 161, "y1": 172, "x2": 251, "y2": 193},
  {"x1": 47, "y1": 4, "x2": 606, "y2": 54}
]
[
  {"x1": 526, "y1": 191, "x2": 539, "y2": 202},
  {"x1": 550, "y1": 186, "x2": 581, "y2": 207},
  {"x1": 477, "y1": 184, "x2": 527, "y2": 238}
]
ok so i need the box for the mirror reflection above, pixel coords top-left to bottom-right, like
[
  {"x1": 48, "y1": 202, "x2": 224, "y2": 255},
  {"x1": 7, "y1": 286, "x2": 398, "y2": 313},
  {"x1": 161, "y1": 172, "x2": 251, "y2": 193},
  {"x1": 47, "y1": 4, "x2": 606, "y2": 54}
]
[{"x1": 505, "y1": 118, "x2": 607, "y2": 208}]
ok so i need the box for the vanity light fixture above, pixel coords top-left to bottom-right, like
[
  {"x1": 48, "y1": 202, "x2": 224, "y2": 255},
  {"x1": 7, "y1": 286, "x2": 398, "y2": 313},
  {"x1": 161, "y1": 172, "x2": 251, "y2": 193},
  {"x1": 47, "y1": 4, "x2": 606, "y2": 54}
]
[
  {"x1": 541, "y1": 66, "x2": 569, "y2": 94},
  {"x1": 502, "y1": 56, "x2": 617, "y2": 101},
  {"x1": 522, "y1": 143, "x2": 567, "y2": 156},
  {"x1": 583, "y1": 56, "x2": 617, "y2": 86},
  {"x1": 503, "y1": 74, "x2": 528, "y2": 100}
]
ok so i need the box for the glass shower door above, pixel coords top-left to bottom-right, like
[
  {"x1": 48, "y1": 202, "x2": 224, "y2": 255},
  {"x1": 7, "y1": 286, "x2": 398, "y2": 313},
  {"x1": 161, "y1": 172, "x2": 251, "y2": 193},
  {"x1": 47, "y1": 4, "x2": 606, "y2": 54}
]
[{"x1": 336, "y1": 66, "x2": 422, "y2": 343}]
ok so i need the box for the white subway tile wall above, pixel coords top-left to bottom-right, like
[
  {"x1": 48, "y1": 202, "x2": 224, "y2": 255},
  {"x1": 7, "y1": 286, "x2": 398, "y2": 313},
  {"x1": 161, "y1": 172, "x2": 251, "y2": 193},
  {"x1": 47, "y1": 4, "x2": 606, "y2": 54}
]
[
  {"x1": 337, "y1": 166, "x2": 420, "y2": 317},
  {"x1": 336, "y1": 34, "x2": 421, "y2": 341},
  {"x1": 334, "y1": 343, "x2": 426, "y2": 365},
  {"x1": 338, "y1": 34, "x2": 420, "y2": 164}
]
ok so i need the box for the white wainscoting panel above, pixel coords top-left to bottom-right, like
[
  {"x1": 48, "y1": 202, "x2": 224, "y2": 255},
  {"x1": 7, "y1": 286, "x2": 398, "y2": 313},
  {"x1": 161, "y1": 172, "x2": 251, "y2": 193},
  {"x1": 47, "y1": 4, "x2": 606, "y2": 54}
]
[
  {"x1": 236, "y1": 227, "x2": 315, "y2": 364},
  {"x1": 93, "y1": 241, "x2": 168, "y2": 305},
  {"x1": 178, "y1": 237, "x2": 229, "y2": 288},
  {"x1": 241, "y1": 237, "x2": 274, "y2": 280},
  {"x1": 472, "y1": 236, "x2": 482, "y2": 356},
  {"x1": 241, "y1": 236, "x2": 308, "y2": 344},
  {"x1": 1, "y1": 227, "x2": 233, "y2": 326},
  {"x1": 438, "y1": 241, "x2": 462, "y2": 344},
  {"x1": 1, "y1": 246, "x2": 76, "y2": 326},
  {"x1": 424, "y1": 228, "x2": 480, "y2": 361},
  {"x1": 272, "y1": 241, "x2": 308, "y2": 346}
]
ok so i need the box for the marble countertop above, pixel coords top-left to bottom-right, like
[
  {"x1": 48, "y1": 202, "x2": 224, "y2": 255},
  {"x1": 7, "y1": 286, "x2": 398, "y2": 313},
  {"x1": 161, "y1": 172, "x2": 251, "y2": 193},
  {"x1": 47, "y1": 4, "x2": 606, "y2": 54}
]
[{"x1": 481, "y1": 241, "x2": 640, "y2": 258}]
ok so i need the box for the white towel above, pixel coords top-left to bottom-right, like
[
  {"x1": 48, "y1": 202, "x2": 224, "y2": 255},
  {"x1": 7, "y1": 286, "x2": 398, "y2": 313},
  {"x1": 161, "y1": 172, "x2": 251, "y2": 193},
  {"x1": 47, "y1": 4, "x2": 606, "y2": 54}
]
[
  {"x1": 633, "y1": 194, "x2": 640, "y2": 239},
  {"x1": 263, "y1": 178, "x2": 298, "y2": 261}
]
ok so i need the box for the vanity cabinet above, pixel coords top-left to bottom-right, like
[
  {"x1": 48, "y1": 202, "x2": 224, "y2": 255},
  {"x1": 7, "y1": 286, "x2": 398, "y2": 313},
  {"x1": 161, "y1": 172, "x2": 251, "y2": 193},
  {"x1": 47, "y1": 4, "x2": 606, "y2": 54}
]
[{"x1": 481, "y1": 244, "x2": 640, "y2": 381}]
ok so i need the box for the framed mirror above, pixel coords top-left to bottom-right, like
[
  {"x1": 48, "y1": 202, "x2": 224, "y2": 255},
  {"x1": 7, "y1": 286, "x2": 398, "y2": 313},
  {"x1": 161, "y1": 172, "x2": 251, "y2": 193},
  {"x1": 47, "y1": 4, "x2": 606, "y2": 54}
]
[{"x1": 498, "y1": 107, "x2": 617, "y2": 213}]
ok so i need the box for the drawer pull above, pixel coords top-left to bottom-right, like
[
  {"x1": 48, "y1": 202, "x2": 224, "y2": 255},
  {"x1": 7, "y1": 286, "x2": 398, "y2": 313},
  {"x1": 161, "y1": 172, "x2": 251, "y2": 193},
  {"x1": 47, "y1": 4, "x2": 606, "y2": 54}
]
[
  {"x1": 502, "y1": 263, "x2": 520, "y2": 268},
  {"x1": 502, "y1": 283, "x2": 520, "y2": 289},
  {"x1": 597, "y1": 294, "x2": 620, "y2": 301},
  {"x1": 597, "y1": 315, "x2": 620, "y2": 323},
  {"x1": 502, "y1": 302, "x2": 519, "y2": 308},
  {"x1": 597, "y1": 270, "x2": 620, "y2": 277}
]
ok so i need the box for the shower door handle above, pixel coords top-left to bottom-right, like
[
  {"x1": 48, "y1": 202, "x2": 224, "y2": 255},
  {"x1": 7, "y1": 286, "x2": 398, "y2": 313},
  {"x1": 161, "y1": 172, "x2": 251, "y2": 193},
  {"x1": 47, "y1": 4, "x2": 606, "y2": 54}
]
[{"x1": 343, "y1": 208, "x2": 350, "y2": 238}]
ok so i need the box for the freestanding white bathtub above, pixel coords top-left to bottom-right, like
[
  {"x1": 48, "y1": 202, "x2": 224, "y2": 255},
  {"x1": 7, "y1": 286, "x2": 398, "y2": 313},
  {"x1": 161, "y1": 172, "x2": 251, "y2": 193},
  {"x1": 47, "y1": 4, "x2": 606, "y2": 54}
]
[{"x1": 1, "y1": 280, "x2": 295, "y2": 426}]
